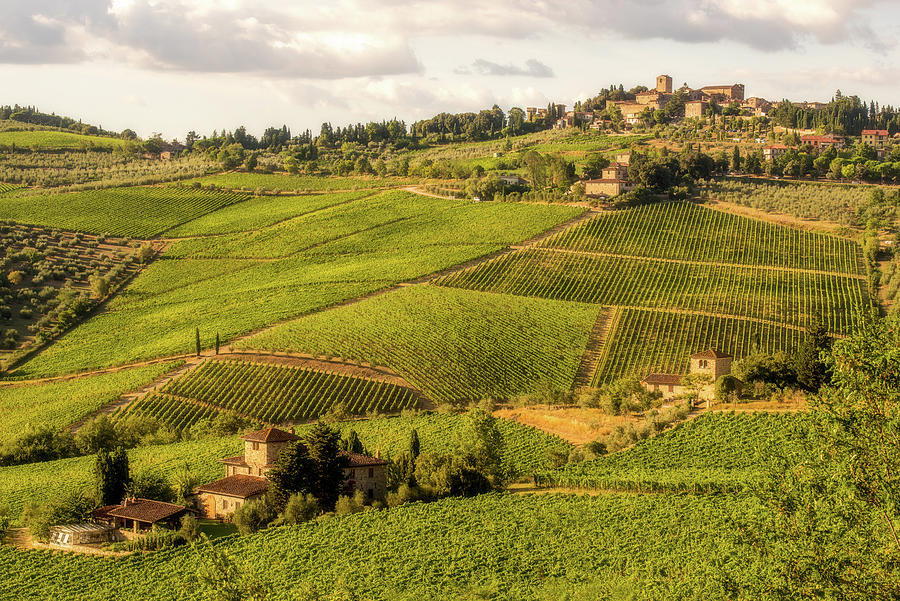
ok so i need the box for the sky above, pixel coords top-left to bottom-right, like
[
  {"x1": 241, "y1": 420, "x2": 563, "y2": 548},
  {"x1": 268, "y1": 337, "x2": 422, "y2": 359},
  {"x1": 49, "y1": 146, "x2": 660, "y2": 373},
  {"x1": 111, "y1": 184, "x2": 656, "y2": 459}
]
[{"x1": 1, "y1": 0, "x2": 899, "y2": 140}]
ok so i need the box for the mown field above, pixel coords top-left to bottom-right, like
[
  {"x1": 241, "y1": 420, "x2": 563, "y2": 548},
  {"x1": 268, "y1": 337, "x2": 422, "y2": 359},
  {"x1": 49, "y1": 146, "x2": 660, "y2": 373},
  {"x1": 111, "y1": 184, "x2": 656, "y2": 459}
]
[
  {"x1": 124, "y1": 360, "x2": 419, "y2": 429},
  {"x1": 0, "y1": 186, "x2": 249, "y2": 237},
  {"x1": 163, "y1": 190, "x2": 373, "y2": 236},
  {"x1": 0, "y1": 130, "x2": 128, "y2": 151},
  {"x1": 185, "y1": 173, "x2": 415, "y2": 192},
  {"x1": 538, "y1": 411, "x2": 805, "y2": 493},
  {"x1": 0, "y1": 362, "x2": 181, "y2": 445},
  {"x1": 11, "y1": 191, "x2": 581, "y2": 378},
  {"x1": 240, "y1": 286, "x2": 601, "y2": 403}
]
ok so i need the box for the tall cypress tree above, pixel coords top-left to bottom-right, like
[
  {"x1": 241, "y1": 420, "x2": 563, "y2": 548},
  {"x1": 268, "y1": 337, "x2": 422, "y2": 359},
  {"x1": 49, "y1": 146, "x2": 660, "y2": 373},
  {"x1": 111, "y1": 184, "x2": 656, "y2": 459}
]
[
  {"x1": 304, "y1": 421, "x2": 349, "y2": 511},
  {"x1": 408, "y1": 429, "x2": 420, "y2": 460},
  {"x1": 95, "y1": 447, "x2": 130, "y2": 505}
]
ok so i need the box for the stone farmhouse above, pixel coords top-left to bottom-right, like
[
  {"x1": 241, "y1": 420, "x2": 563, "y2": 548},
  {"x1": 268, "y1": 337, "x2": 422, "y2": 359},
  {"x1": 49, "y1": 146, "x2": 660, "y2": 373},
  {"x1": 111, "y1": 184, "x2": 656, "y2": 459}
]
[
  {"x1": 801, "y1": 135, "x2": 844, "y2": 150},
  {"x1": 862, "y1": 129, "x2": 890, "y2": 157},
  {"x1": 194, "y1": 426, "x2": 387, "y2": 519},
  {"x1": 762, "y1": 144, "x2": 790, "y2": 162},
  {"x1": 582, "y1": 154, "x2": 632, "y2": 198},
  {"x1": 640, "y1": 349, "x2": 733, "y2": 400}
]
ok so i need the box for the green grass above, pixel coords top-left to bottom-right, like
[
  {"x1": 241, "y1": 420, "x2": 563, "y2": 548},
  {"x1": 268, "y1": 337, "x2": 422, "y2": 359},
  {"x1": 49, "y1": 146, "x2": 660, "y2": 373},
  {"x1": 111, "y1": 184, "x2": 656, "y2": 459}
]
[
  {"x1": 13, "y1": 192, "x2": 580, "y2": 378},
  {"x1": 0, "y1": 130, "x2": 128, "y2": 150},
  {"x1": 0, "y1": 362, "x2": 181, "y2": 445},
  {"x1": 0, "y1": 436, "x2": 242, "y2": 521},
  {"x1": 435, "y1": 247, "x2": 867, "y2": 334},
  {"x1": 163, "y1": 190, "x2": 374, "y2": 236},
  {"x1": 240, "y1": 286, "x2": 601, "y2": 403},
  {"x1": 594, "y1": 308, "x2": 804, "y2": 384},
  {"x1": 540, "y1": 411, "x2": 805, "y2": 493},
  {"x1": 124, "y1": 360, "x2": 419, "y2": 428},
  {"x1": 0, "y1": 492, "x2": 759, "y2": 600},
  {"x1": 540, "y1": 201, "x2": 864, "y2": 274},
  {"x1": 0, "y1": 186, "x2": 250, "y2": 237},
  {"x1": 185, "y1": 173, "x2": 414, "y2": 192}
]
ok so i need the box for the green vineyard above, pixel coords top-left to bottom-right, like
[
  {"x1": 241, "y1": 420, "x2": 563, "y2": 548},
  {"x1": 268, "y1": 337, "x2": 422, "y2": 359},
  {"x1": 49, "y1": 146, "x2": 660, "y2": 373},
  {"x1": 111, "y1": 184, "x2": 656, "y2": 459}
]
[
  {"x1": 0, "y1": 186, "x2": 250, "y2": 237},
  {"x1": 435, "y1": 247, "x2": 867, "y2": 333},
  {"x1": 240, "y1": 286, "x2": 600, "y2": 404},
  {"x1": 593, "y1": 308, "x2": 804, "y2": 384},
  {"x1": 121, "y1": 360, "x2": 419, "y2": 428},
  {"x1": 538, "y1": 411, "x2": 805, "y2": 493},
  {"x1": 0, "y1": 492, "x2": 762, "y2": 600},
  {"x1": 0, "y1": 183, "x2": 21, "y2": 195},
  {"x1": 538, "y1": 200, "x2": 864, "y2": 274}
]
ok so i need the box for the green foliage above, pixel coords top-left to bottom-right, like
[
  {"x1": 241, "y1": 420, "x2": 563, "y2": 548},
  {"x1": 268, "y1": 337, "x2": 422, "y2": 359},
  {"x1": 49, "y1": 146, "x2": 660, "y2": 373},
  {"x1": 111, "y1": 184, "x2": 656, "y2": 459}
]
[
  {"x1": 279, "y1": 493, "x2": 320, "y2": 525},
  {"x1": 94, "y1": 447, "x2": 130, "y2": 506},
  {"x1": 578, "y1": 377, "x2": 662, "y2": 414},
  {"x1": 242, "y1": 286, "x2": 599, "y2": 404},
  {"x1": 186, "y1": 173, "x2": 412, "y2": 193},
  {"x1": 334, "y1": 490, "x2": 366, "y2": 515},
  {"x1": 0, "y1": 130, "x2": 127, "y2": 151},
  {"x1": 266, "y1": 441, "x2": 314, "y2": 511},
  {"x1": 232, "y1": 498, "x2": 276, "y2": 536},
  {"x1": 304, "y1": 422, "x2": 349, "y2": 511},
  {"x1": 195, "y1": 537, "x2": 268, "y2": 600},
  {"x1": 0, "y1": 186, "x2": 249, "y2": 237}
]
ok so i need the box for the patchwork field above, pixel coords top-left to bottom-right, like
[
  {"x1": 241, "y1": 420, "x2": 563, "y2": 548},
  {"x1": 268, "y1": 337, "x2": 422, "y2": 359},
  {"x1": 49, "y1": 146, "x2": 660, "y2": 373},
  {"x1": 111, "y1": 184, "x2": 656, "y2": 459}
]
[
  {"x1": 0, "y1": 362, "x2": 181, "y2": 446},
  {"x1": 11, "y1": 191, "x2": 581, "y2": 378},
  {"x1": 0, "y1": 130, "x2": 128, "y2": 151},
  {"x1": 0, "y1": 186, "x2": 249, "y2": 237},
  {"x1": 123, "y1": 359, "x2": 420, "y2": 429},
  {"x1": 240, "y1": 286, "x2": 601, "y2": 403},
  {"x1": 185, "y1": 173, "x2": 414, "y2": 192}
]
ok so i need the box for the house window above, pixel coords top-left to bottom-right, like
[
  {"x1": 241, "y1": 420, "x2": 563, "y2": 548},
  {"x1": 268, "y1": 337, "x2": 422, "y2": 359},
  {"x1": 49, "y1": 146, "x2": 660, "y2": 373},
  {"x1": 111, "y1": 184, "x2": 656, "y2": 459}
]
[
  {"x1": 368, "y1": 488, "x2": 374, "y2": 500},
  {"x1": 368, "y1": 468, "x2": 374, "y2": 478},
  {"x1": 699, "y1": 359, "x2": 708, "y2": 368},
  {"x1": 222, "y1": 499, "x2": 229, "y2": 510},
  {"x1": 668, "y1": 385, "x2": 674, "y2": 393},
  {"x1": 252, "y1": 442, "x2": 259, "y2": 451}
]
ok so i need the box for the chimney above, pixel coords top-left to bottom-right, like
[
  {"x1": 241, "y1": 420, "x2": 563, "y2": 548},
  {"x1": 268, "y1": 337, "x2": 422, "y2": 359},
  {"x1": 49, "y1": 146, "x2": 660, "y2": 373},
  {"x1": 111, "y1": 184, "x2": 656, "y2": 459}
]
[
  {"x1": 289, "y1": 426, "x2": 295, "y2": 435},
  {"x1": 375, "y1": 449, "x2": 381, "y2": 459}
]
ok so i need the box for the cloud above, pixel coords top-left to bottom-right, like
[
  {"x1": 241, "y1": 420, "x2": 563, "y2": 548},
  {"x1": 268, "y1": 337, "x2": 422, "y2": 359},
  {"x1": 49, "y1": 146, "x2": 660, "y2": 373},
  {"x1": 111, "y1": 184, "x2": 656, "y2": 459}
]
[{"x1": 459, "y1": 58, "x2": 554, "y2": 78}]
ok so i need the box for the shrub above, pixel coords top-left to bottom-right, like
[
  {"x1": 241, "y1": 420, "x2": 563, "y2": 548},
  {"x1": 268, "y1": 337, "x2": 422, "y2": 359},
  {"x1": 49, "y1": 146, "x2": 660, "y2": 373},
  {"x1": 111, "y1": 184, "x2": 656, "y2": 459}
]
[
  {"x1": 334, "y1": 490, "x2": 366, "y2": 515},
  {"x1": 232, "y1": 498, "x2": 275, "y2": 535},
  {"x1": 279, "y1": 493, "x2": 320, "y2": 525}
]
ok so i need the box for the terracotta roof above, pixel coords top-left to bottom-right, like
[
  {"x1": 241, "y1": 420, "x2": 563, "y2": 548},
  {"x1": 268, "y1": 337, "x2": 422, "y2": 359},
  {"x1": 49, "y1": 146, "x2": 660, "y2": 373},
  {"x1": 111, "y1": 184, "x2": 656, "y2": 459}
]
[
  {"x1": 104, "y1": 498, "x2": 188, "y2": 524},
  {"x1": 691, "y1": 349, "x2": 732, "y2": 360},
  {"x1": 347, "y1": 452, "x2": 387, "y2": 467},
  {"x1": 800, "y1": 135, "x2": 840, "y2": 143},
  {"x1": 641, "y1": 373, "x2": 683, "y2": 386},
  {"x1": 196, "y1": 475, "x2": 269, "y2": 499},
  {"x1": 220, "y1": 455, "x2": 249, "y2": 467},
  {"x1": 763, "y1": 144, "x2": 790, "y2": 150},
  {"x1": 583, "y1": 178, "x2": 628, "y2": 184},
  {"x1": 241, "y1": 426, "x2": 299, "y2": 443},
  {"x1": 862, "y1": 129, "x2": 888, "y2": 136}
]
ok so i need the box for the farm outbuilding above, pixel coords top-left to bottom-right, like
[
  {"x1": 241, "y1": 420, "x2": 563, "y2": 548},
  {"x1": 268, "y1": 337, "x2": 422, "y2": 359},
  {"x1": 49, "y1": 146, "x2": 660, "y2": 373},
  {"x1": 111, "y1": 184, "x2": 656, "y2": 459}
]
[{"x1": 93, "y1": 497, "x2": 189, "y2": 532}]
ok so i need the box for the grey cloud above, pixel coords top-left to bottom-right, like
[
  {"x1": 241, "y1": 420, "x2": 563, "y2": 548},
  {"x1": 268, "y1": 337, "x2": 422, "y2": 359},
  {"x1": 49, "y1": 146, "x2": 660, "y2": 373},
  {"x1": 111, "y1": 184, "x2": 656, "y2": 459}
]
[
  {"x1": 0, "y1": 0, "x2": 112, "y2": 63},
  {"x1": 463, "y1": 58, "x2": 554, "y2": 77}
]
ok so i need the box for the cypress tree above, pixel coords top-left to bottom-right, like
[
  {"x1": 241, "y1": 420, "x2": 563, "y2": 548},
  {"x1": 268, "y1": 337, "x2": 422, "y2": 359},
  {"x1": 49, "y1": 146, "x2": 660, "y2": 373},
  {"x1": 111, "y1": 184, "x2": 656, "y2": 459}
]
[
  {"x1": 345, "y1": 430, "x2": 364, "y2": 454},
  {"x1": 195, "y1": 327, "x2": 201, "y2": 356},
  {"x1": 409, "y1": 429, "x2": 420, "y2": 460},
  {"x1": 95, "y1": 447, "x2": 130, "y2": 505}
]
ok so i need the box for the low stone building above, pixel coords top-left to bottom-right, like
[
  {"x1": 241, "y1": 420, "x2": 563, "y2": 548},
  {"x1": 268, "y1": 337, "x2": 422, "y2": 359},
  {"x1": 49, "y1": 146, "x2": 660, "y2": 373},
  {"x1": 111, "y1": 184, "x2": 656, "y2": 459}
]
[
  {"x1": 583, "y1": 178, "x2": 630, "y2": 197},
  {"x1": 640, "y1": 349, "x2": 733, "y2": 401},
  {"x1": 93, "y1": 498, "x2": 189, "y2": 532},
  {"x1": 194, "y1": 426, "x2": 388, "y2": 518},
  {"x1": 762, "y1": 144, "x2": 790, "y2": 162},
  {"x1": 49, "y1": 523, "x2": 119, "y2": 547},
  {"x1": 684, "y1": 100, "x2": 708, "y2": 119}
]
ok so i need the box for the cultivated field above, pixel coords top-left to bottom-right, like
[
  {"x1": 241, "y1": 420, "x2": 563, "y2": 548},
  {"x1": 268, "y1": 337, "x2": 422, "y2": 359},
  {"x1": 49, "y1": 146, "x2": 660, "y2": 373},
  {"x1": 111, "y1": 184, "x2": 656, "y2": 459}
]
[
  {"x1": 0, "y1": 186, "x2": 249, "y2": 237},
  {"x1": 123, "y1": 359, "x2": 420, "y2": 429},
  {"x1": 184, "y1": 173, "x2": 415, "y2": 192},
  {"x1": 0, "y1": 130, "x2": 128, "y2": 151},
  {"x1": 241, "y1": 286, "x2": 601, "y2": 403}
]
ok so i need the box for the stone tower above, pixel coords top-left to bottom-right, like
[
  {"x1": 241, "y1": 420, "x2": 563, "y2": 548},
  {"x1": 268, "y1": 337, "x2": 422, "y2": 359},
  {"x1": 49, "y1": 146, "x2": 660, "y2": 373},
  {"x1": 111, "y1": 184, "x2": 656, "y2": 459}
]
[{"x1": 656, "y1": 74, "x2": 673, "y2": 94}]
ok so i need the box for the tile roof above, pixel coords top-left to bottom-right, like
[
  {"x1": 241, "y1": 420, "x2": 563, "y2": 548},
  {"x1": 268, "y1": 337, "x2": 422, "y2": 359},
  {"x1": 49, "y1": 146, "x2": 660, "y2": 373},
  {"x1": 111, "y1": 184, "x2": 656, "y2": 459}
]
[
  {"x1": 241, "y1": 426, "x2": 299, "y2": 443},
  {"x1": 103, "y1": 498, "x2": 188, "y2": 523},
  {"x1": 197, "y1": 475, "x2": 269, "y2": 499},
  {"x1": 347, "y1": 452, "x2": 387, "y2": 467},
  {"x1": 220, "y1": 455, "x2": 249, "y2": 467},
  {"x1": 641, "y1": 373, "x2": 683, "y2": 386},
  {"x1": 691, "y1": 349, "x2": 732, "y2": 359},
  {"x1": 862, "y1": 129, "x2": 889, "y2": 136}
]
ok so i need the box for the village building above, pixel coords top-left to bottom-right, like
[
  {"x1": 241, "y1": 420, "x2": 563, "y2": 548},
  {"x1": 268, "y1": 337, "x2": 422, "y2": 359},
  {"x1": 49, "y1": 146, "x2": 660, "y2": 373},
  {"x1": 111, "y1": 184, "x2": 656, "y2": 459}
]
[
  {"x1": 656, "y1": 74, "x2": 673, "y2": 94},
  {"x1": 194, "y1": 426, "x2": 388, "y2": 519},
  {"x1": 700, "y1": 84, "x2": 745, "y2": 102},
  {"x1": 93, "y1": 497, "x2": 189, "y2": 533},
  {"x1": 640, "y1": 349, "x2": 733, "y2": 401},
  {"x1": 684, "y1": 100, "x2": 708, "y2": 119},
  {"x1": 762, "y1": 144, "x2": 790, "y2": 162},
  {"x1": 583, "y1": 178, "x2": 630, "y2": 197},
  {"x1": 861, "y1": 129, "x2": 890, "y2": 157},
  {"x1": 498, "y1": 175, "x2": 528, "y2": 186},
  {"x1": 800, "y1": 135, "x2": 844, "y2": 150}
]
